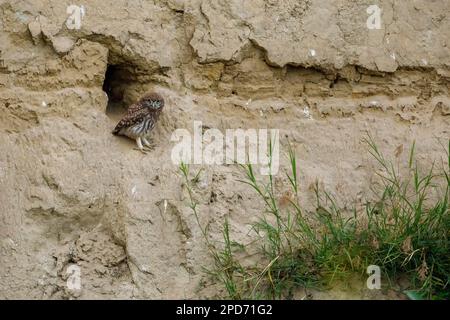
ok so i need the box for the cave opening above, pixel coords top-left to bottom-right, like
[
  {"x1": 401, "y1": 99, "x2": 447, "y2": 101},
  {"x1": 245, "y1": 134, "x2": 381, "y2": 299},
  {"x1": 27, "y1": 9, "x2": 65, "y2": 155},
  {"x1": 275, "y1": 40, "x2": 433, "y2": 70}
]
[{"x1": 103, "y1": 64, "x2": 132, "y2": 117}]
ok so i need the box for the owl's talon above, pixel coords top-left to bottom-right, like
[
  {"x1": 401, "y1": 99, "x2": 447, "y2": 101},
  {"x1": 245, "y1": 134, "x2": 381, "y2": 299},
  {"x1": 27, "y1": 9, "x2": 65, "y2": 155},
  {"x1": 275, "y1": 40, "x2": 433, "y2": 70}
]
[
  {"x1": 133, "y1": 147, "x2": 148, "y2": 154},
  {"x1": 142, "y1": 142, "x2": 155, "y2": 151},
  {"x1": 142, "y1": 137, "x2": 154, "y2": 150}
]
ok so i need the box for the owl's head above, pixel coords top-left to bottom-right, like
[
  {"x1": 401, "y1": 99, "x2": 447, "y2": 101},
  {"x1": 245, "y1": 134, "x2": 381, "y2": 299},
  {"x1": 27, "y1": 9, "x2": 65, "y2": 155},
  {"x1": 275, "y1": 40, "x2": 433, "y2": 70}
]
[{"x1": 140, "y1": 92, "x2": 164, "y2": 110}]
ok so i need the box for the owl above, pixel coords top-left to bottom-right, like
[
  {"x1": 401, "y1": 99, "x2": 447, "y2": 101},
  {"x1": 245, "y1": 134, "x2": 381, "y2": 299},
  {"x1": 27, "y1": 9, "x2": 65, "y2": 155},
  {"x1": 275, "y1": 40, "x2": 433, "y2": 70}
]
[{"x1": 112, "y1": 92, "x2": 164, "y2": 153}]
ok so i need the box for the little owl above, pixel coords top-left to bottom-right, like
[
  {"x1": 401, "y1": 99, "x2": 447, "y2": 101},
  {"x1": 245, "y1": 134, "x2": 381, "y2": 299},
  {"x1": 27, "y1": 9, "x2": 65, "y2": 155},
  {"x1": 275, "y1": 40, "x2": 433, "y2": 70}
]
[{"x1": 112, "y1": 92, "x2": 164, "y2": 153}]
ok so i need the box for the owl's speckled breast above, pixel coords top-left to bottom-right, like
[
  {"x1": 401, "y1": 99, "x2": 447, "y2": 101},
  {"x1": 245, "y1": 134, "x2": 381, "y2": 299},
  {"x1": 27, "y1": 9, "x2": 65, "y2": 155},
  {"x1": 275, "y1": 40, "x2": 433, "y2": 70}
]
[{"x1": 120, "y1": 114, "x2": 157, "y2": 139}]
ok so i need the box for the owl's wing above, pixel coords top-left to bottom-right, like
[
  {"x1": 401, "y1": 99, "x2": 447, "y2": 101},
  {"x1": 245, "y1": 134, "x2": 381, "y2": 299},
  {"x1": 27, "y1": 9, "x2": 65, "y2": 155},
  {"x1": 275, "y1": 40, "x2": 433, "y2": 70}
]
[{"x1": 112, "y1": 103, "x2": 147, "y2": 135}]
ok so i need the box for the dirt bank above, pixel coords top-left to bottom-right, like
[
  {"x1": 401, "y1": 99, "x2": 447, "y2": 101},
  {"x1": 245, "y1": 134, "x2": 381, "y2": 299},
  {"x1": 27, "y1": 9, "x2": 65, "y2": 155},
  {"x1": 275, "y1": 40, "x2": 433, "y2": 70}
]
[{"x1": 0, "y1": 0, "x2": 449, "y2": 299}]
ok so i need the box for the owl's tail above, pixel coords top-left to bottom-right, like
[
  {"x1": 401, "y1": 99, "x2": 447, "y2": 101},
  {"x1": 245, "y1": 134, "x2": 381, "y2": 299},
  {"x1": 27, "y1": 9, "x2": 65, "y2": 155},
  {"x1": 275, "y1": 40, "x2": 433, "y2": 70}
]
[{"x1": 112, "y1": 126, "x2": 120, "y2": 135}]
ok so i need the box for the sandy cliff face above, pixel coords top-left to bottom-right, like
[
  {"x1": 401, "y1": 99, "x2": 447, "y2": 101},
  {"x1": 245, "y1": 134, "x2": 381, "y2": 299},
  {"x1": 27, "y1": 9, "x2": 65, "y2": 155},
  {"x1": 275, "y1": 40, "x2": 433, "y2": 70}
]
[{"x1": 0, "y1": 0, "x2": 449, "y2": 299}]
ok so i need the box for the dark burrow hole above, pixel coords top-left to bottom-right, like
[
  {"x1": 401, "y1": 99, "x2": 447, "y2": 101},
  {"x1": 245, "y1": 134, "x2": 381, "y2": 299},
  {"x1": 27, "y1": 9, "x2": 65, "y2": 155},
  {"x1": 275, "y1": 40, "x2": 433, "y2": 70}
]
[
  {"x1": 103, "y1": 64, "x2": 135, "y2": 116},
  {"x1": 329, "y1": 75, "x2": 340, "y2": 89}
]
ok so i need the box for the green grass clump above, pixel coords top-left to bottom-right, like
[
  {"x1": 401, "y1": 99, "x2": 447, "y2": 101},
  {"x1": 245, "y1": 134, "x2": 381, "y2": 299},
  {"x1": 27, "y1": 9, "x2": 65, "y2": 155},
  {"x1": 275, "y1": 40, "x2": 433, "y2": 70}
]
[{"x1": 180, "y1": 136, "x2": 449, "y2": 300}]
